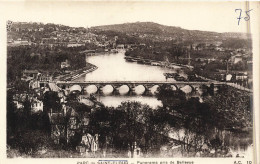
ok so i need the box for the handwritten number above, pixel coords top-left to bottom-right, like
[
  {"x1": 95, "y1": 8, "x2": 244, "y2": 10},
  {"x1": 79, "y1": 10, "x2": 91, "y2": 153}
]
[
  {"x1": 235, "y1": 9, "x2": 242, "y2": 25},
  {"x1": 235, "y1": 9, "x2": 252, "y2": 25},
  {"x1": 244, "y1": 9, "x2": 253, "y2": 21}
]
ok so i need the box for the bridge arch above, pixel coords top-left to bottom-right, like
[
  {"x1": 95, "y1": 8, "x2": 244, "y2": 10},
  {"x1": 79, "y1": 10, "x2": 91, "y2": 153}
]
[
  {"x1": 180, "y1": 85, "x2": 194, "y2": 93},
  {"x1": 118, "y1": 84, "x2": 130, "y2": 95},
  {"x1": 150, "y1": 85, "x2": 160, "y2": 95},
  {"x1": 70, "y1": 85, "x2": 82, "y2": 93},
  {"x1": 101, "y1": 85, "x2": 114, "y2": 95},
  {"x1": 84, "y1": 84, "x2": 98, "y2": 94},
  {"x1": 134, "y1": 85, "x2": 146, "y2": 95},
  {"x1": 171, "y1": 84, "x2": 178, "y2": 91}
]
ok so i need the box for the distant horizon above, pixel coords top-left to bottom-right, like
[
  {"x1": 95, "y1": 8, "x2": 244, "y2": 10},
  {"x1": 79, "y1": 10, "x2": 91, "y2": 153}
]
[
  {"x1": 1, "y1": 1, "x2": 255, "y2": 33},
  {"x1": 10, "y1": 20, "x2": 251, "y2": 35}
]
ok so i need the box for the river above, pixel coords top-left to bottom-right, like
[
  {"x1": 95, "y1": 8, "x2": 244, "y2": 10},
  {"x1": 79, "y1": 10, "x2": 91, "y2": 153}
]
[
  {"x1": 74, "y1": 50, "x2": 184, "y2": 108},
  {"x1": 73, "y1": 50, "x2": 253, "y2": 157}
]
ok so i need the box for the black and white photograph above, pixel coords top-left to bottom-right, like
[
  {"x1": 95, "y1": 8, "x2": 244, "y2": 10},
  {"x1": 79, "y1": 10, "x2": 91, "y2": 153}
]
[{"x1": 1, "y1": 0, "x2": 259, "y2": 162}]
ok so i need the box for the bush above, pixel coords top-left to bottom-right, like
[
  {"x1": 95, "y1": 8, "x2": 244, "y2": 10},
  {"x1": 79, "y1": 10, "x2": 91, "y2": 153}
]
[{"x1": 10, "y1": 130, "x2": 52, "y2": 155}]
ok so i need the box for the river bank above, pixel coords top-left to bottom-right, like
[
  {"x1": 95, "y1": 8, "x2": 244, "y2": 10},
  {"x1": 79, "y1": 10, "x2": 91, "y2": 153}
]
[{"x1": 56, "y1": 62, "x2": 98, "y2": 81}]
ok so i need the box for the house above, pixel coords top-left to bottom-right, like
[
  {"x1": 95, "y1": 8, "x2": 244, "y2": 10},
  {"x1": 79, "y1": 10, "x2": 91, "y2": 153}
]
[
  {"x1": 11, "y1": 39, "x2": 31, "y2": 46},
  {"x1": 29, "y1": 80, "x2": 40, "y2": 89},
  {"x1": 235, "y1": 72, "x2": 247, "y2": 80},
  {"x1": 39, "y1": 73, "x2": 53, "y2": 82},
  {"x1": 13, "y1": 100, "x2": 24, "y2": 109},
  {"x1": 231, "y1": 54, "x2": 243, "y2": 64},
  {"x1": 21, "y1": 69, "x2": 40, "y2": 81},
  {"x1": 128, "y1": 142, "x2": 142, "y2": 158},
  {"x1": 31, "y1": 98, "x2": 43, "y2": 113},
  {"x1": 61, "y1": 59, "x2": 70, "y2": 69}
]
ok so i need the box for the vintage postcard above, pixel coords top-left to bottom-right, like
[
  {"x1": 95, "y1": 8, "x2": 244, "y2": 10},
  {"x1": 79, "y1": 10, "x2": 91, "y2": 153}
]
[{"x1": 0, "y1": 1, "x2": 259, "y2": 164}]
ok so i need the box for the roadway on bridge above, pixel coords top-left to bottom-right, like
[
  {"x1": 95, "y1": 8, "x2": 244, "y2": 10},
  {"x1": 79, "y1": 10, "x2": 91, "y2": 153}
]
[{"x1": 56, "y1": 81, "x2": 223, "y2": 85}]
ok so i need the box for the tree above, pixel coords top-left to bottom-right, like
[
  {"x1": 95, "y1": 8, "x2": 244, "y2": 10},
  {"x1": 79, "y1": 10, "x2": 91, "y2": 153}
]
[
  {"x1": 116, "y1": 101, "x2": 144, "y2": 157},
  {"x1": 43, "y1": 91, "x2": 61, "y2": 113},
  {"x1": 156, "y1": 85, "x2": 220, "y2": 155},
  {"x1": 23, "y1": 96, "x2": 31, "y2": 117},
  {"x1": 7, "y1": 90, "x2": 17, "y2": 137},
  {"x1": 210, "y1": 136, "x2": 223, "y2": 157},
  {"x1": 231, "y1": 61, "x2": 247, "y2": 71},
  {"x1": 115, "y1": 101, "x2": 171, "y2": 157},
  {"x1": 14, "y1": 130, "x2": 52, "y2": 155},
  {"x1": 89, "y1": 106, "x2": 112, "y2": 149},
  {"x1": 156, "y1": 84, "x2": 186, "y2": 109},
  {"x1": 204, "y1": 87, "x2": 252, "y2": 131},
  {"x1": 168, "y1": 45, "x2": 187, "y2": 61}
]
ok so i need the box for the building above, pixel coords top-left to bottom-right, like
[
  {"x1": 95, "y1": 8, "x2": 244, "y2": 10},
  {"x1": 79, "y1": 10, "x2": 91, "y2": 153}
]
[
  {"x1": 13, "y1": 100, "x2": 24, "y2": 109},
  {"x1": 29, "y1": 80, "x2": 40, "y2": 89},
  {"x1": 31, "y1": 98, "x2": 43, "y2": 113},
  {"x1": 8, "y1": 39, "x2": 31, "y2": 46},
  {"x1": 21, "y1": 69, "x2": 40, "y2": 81},
  {"x1": 67, "y1": 43, "x2": 85, "y2": 47},
  {"x1": 39, "y1": 73, "x2": 53, "y2": 82},
  {"x1": 61, "y1": 59, "x2": 70, "y2": 69},
  {"x1": 128, "y1": 142, "x2": 142, "y2": 158},
  {"x1": 235, "y1": 72, "x2": 248, "y2": 81},
  {"x1": 231, "y1": 54, "x2": 243, "y2": 64}
]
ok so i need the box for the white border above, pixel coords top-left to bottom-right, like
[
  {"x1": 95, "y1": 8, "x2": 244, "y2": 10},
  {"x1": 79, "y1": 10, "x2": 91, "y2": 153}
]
[{"x1": 0, "y1": 1, "x2": 259, "y2": 164}]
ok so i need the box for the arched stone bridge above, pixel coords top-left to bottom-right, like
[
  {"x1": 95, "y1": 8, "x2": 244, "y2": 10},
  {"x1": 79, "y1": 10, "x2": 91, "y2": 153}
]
[{"x1": 56, "y1": 81, "x2": 226, "y2": 95}]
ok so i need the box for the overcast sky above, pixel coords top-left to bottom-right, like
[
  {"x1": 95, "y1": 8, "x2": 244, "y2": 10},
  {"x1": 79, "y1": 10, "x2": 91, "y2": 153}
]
[{"x1": 0, "y1": 1, "x2": 256, "y2": 33}]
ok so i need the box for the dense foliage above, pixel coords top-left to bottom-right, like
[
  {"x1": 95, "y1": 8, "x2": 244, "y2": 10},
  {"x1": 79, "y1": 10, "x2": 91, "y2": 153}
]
[
  {"x1": 7, "y1": 45, "x2": 93, "y2": 82},
  {"x1": 7, "y1": 84, "x2": 253, "y2": 157}
]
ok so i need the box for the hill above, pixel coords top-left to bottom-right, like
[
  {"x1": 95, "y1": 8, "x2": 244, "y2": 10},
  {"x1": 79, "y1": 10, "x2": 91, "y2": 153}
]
[
  {"x1": 92, "y1": 22, "x2": 221, "y2": 42},
  {"x1": 91, "y1": 22, "x2": 250, "y2": 43},
  {"x1": 93, "y1": 22, "x2": 185, "y2": 35}
]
